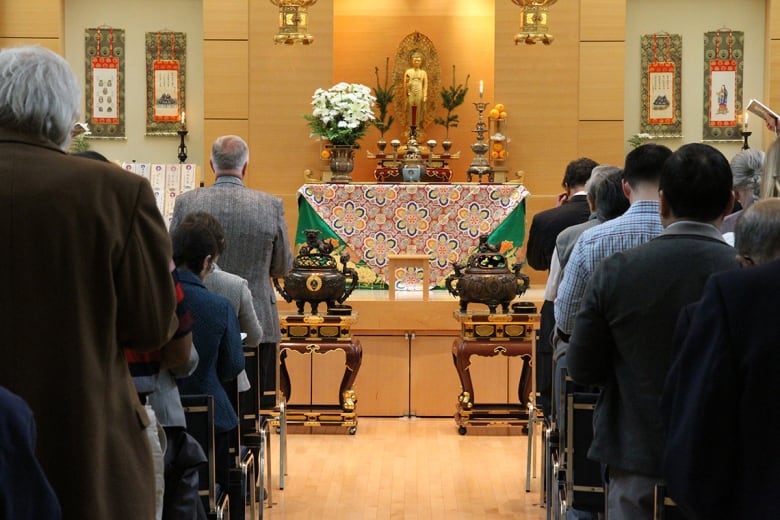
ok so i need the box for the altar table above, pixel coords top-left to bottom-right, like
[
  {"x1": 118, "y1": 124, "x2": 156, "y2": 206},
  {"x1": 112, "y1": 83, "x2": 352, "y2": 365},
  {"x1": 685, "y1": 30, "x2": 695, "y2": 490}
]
[{"x1": 295, "y1": 183, "x2": 529, "y2": 290}]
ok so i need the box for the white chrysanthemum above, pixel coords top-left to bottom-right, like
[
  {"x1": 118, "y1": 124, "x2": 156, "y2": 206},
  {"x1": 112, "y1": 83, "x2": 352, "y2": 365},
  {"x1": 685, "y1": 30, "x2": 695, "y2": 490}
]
[{"x1": 305, "y1": 82, "x2": 376, "y2": 145}]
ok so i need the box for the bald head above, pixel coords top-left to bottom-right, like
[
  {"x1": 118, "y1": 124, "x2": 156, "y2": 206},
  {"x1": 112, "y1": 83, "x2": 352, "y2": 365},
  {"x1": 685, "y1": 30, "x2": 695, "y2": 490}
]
[{"x1": 210, "y1": 135, "x2": 249, "y2": 176}]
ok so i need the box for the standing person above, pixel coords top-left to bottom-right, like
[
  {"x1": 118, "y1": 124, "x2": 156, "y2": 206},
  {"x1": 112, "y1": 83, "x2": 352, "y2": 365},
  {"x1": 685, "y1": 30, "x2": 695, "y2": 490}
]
[
  {"x1": 0, "y1": 46, "x2": 178, "y2": 519},
  {"x1": 525, "y1": 157, "x2": 597, "y2": 415},
  {"x1": 554, "y1": 143, "x2": 673, "y2": 341},
  {"x1": 720, "y1": 148, "x2": 764, "y2": 235},
  {"x1": 662, "y1": 198, "x2": 780, "y2": 520},
  {"x1": 567, "y1": 143, "x2": 740, "y2": 519},
  {"x1": 171, "y1": 135, "x2": 293, "y2": 410}
]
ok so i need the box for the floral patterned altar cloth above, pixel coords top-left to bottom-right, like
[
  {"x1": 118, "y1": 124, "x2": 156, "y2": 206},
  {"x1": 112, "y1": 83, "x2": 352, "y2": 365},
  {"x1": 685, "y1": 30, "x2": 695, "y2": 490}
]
[{"x1": 296, "y1": 183, "x2": 529, "y2": 290}]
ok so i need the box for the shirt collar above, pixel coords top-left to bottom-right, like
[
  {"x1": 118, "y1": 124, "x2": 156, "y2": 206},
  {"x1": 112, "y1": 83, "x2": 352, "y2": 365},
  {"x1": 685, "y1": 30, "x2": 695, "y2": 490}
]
[
  {"x1": 662, "y1": 220, "x2": 728, "y2": 242},
  {"x1": 215, "y1": 175, "x2": 244, "y2": 187}
]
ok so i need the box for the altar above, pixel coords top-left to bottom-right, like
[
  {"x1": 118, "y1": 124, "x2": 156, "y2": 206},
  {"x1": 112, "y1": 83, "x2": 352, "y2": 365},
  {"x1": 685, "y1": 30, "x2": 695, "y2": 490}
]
[{"x1": 295, "y1": 182, "x2": 529, "y2": 290}]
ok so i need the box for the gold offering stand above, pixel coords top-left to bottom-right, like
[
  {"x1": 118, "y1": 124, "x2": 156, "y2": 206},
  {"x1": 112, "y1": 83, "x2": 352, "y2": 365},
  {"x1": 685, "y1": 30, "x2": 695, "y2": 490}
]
[
  {"x1": 271, "y1": 312, "x2": 362, "y2": 434},
  {"x1": 368, "y1": 138, "x2": 459, "y2": 182},
  {"x1": 452, "y1": 308, "x2": 540, "y2": 434}
]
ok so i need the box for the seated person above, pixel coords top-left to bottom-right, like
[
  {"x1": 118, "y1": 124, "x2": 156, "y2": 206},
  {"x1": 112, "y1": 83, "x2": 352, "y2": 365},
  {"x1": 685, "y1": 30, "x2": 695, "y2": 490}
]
[
  {"x1": 181, "y1": 211, "x2": 263, "y2": 394},
  {"x1": 172, "y1": 220, "x2": 245, "y2": 492}
]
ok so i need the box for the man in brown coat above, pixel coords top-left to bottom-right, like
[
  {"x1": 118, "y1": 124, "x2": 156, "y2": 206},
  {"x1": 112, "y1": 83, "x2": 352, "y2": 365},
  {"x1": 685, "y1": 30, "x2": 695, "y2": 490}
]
[{"x1": 0, "y1": 46, "x2": 178, "y2": 519}]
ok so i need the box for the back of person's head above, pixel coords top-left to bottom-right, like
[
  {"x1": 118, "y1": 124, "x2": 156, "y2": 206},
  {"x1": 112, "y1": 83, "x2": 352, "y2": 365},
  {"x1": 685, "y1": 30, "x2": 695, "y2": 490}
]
[
  {"x1": 211, "y1": 135, "x2": 249, "y2": 172},
  {"x1": 562, "y1": 157, "x2": 598, "y2": 189},
  {"x1": 623, "y1": 143, "x2": 673, "y2": 188},
  {"x1": 730, "y1": 149, "x2": 764, "y2": 196},
  {"x1": 734, "y1": 198, "x2": 780, "y2": 265},
  {"x1": 0, "y1": 46, "x2": 80, "y2": 150},
  {"x1": 181, "y1": 211, "x2": 226, "y2": 257},
  {"x1": 761, "y1": 138, "x2": 780, "y2": 199},
  {"x1": 591, "y1": 167, "x2": 629, "y2": 221},
  {"x1": 73, "y1": 150, "x2": 110, "y2": 163},
  {"x1": 660, "y1": 143, "x2": 733, "y2": 222},
  {"x1": 171, "y1": 221, "x2": 218, "y2": 273}
]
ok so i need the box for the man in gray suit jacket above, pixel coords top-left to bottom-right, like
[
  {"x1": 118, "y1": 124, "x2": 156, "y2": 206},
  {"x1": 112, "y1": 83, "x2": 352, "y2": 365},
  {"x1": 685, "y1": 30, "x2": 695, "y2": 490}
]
[
  {"x1": 567, "y1": 143, "x2": 740, "y2": 519},
  {"x1": 171, "y1": 135, "x2": 293, "y2": 408}
]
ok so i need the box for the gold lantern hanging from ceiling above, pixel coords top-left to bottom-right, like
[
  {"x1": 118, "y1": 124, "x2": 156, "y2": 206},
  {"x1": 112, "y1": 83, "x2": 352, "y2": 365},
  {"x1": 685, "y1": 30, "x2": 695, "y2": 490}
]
[
  {"x1": 511, "y1": 0, "x2": 558, "y2": 45},
  {"x1": 270, "y1": 0, "x2": 318, "y2": 45}
]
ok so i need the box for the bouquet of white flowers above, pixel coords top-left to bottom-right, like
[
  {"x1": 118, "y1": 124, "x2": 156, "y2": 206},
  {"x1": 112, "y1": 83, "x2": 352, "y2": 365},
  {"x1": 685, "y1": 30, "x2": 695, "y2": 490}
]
[{"x1": 305, "y1": 82, "x2": 376, "y2": 146}]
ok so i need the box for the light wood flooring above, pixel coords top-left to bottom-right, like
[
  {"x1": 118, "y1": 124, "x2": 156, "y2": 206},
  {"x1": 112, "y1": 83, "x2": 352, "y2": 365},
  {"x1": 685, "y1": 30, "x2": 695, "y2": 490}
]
[{"x1": 261, "y1": 417, "x2": 547, "y2": 519}]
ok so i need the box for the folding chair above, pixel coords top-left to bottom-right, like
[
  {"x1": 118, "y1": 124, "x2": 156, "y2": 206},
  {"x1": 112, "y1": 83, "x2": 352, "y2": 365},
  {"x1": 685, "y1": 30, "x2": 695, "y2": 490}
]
[
  {"x1": 181, "y1": 394, "x2": 230, "y2": 520},
  {"x1": 236, "y1": 345, "x2": 272, "y2": 516},
  {"x1": 562, "y1": 391, "x2": 607, "y2": 518},
  {"x1": 224, "y1": 376, "x2": 257, "y2": 520},
  {"x1": 653, "y1": 483, "x2": 687, "y2": 520}
]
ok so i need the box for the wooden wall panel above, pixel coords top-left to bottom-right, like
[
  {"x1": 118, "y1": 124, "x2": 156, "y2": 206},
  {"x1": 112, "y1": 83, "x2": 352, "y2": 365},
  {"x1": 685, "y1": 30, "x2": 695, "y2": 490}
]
[
  {"x1": 769, "y1": 0, "x2": 780, "y2": 40},
  {"x1": 203, "y1": 41, "x2": 249, "y2": 119},
  {"x1": 353, "y1": 336, "x2": 410, "y2": 417},
  {"x1": 246, "y1": 1, "x2": 333, "y2": 197},
  {"x1": 0, "y1": 38, "x2": 61, "y2": 52},
  {"x1": 203, "y1": 0, "x2": 248, "y2": 40},
  {"x1": 579, "y1": 0, "x2": 626, "y2": 41},
  {"x1": 410, "y1": 336, "x2": 462, "y2": 417},
  {"x1": 578, "y1": 121, "x2": 625, "y2": 166},
  {"x1": 0, "y1": 0, "x2": 61, "y2": 38},
  {"x1": 579, "y1": 42, "x2": 625, "y2": 121}
]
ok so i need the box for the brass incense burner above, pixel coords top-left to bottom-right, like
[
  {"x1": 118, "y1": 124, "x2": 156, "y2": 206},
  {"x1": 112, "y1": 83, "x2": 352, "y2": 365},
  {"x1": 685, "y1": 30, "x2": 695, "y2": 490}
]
[
  {"x1": 445, "y1": 235, "x2": 530, "y2": 313},
  {"x1": 274, "y1": 229, "x2": 358, "y2": 315}
]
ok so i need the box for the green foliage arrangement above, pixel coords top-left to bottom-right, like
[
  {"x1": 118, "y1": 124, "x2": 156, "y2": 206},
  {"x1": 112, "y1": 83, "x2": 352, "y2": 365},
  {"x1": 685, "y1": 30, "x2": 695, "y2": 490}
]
[
  {"x1": 434, "y1": 65, "x2": 470, "y2": 139},
  {"x1": 371, "y1": 57, "x2": 395, "y2": 138}
]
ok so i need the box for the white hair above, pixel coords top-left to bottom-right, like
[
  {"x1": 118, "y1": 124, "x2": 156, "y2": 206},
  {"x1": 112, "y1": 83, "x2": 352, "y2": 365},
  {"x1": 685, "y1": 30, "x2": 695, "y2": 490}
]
[{"x1": 0, "y1": 46, "x2": 80, "y2": 149}]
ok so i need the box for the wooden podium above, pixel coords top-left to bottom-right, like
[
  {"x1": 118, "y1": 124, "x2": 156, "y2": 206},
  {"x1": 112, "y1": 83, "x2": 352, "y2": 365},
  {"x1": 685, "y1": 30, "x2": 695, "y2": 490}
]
[
  {"x1": 272, "y1": 312, "x2": 362, "y2": 434},
  {"x1": 452, "y1": 309, "x2": 540, "y2": 434}
]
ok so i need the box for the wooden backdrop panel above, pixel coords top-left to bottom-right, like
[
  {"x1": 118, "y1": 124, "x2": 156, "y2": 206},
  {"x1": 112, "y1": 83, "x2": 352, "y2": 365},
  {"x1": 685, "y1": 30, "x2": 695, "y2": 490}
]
[
  {"x1": 579, "y1": 41, "x2": 625, "y2": 121},
  {"x1": 580, "y1": 0, "x2": 626, "y2": 41},
  {"x1": 204, "y1": 0, "x2": 248, "y2": 40},
  {"x1": 204, "y1": 40, "x2": 249, "y2": 119},
  {"x1": 0, "y1": 0, "x2": 61, "y2": 38}
]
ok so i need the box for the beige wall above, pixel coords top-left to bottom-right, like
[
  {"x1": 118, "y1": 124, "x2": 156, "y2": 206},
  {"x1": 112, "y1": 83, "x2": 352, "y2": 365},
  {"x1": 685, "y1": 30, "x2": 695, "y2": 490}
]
[
  {"x1": 61, "y1": 0, "x2": 205, "y2": 169},
  {"x1": 625, "y1": 0, "x2": 769, "y2": 156}
]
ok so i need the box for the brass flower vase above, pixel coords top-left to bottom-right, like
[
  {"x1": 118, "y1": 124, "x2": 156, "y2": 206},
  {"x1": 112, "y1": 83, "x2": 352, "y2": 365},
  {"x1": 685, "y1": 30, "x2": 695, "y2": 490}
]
[{"x1": 330, "y1": 145, "x2": 358, "y2": 183}]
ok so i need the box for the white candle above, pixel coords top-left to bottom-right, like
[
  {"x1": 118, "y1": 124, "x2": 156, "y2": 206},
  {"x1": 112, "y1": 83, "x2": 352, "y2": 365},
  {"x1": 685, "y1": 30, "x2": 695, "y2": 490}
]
[
  {"x1": 181, "y1": 111, "x2": 186, "y2": 126},
  {"x1": 744, "y1": 110, "x2": 749, "y2": 130},
  {"x1": 479, "y1": 80, "x2": 484, "y2": 99}
]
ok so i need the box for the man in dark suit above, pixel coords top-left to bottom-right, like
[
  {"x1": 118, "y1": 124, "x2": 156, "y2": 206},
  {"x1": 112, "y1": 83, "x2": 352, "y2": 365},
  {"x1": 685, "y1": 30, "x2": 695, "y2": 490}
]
[
  {"x1": 171, "y1": 135, "x2": 294, "y2": 409},
  {"x1": 567, "y1": 143, "x2": 740, "y2": 519},
  {"x1": 662, "y1": 198, "x2": 780, "y2": 519},
  {"x1": 0, "y1": 46, "x2": 178, "y2": 519},
  {"x1": 525, "y1": 157, "x2": 597, "y2": 415}
]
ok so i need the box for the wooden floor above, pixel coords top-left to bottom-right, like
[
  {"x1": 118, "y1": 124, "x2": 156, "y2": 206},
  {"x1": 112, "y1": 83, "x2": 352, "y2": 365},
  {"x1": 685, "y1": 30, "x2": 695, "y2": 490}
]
[{"x1": 261, "y1": 417, "x2": 547, "y2": 519}]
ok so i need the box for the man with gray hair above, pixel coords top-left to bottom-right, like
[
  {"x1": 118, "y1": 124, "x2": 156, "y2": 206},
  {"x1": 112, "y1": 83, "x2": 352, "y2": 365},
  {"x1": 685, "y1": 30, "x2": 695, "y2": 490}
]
[
  {"x1": 721, "y1": 148, "x2": 765, "y2": 234},
  {"x1": 0, "y1": 46, "x2": 178, "y2": 519},
  {"x1": 171, "y1": 135, "x2": 293, "y2": 411}
]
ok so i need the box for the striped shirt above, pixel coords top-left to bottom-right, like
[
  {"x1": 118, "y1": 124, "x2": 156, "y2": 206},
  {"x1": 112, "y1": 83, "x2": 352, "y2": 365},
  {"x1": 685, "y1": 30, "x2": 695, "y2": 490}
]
[{"x1": 554, "y1": 200, "x2": 663, "y2": 335}]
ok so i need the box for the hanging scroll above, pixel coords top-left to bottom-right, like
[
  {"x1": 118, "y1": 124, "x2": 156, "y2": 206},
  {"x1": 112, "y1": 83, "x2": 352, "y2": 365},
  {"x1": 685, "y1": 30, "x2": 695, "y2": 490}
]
[
  {"x1": 145, "y1": 31, "x2": 187, "y2": 135},
  {"x1": 640, "y1": 33, "x2": 682, "y2": 138},
  {"x1": 703, "y1": 29, "x2": 744, "y2": 142},
  {"x1": 85, "y1": 27, "x2": 126, "y2": 138}
]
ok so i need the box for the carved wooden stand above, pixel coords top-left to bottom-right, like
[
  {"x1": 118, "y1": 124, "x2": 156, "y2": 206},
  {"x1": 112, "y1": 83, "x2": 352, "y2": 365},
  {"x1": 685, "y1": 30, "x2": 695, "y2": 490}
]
[
  {"x1": 271, "y1": 313, "x2": 362, "y2": 434},
  {"x1": 452, "y1": 310, "x2": 540, "y2": 435}
]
